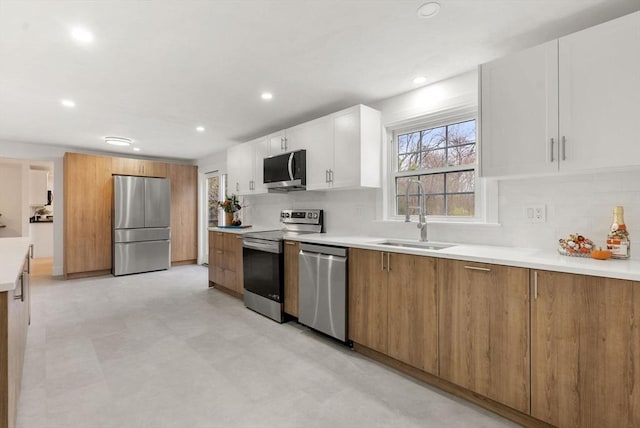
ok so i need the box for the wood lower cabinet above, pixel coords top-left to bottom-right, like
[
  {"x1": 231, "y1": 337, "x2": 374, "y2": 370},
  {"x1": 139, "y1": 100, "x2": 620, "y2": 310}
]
[
  {"x1": 284, "y1": 240, "x2": 300, "y2": 316},
  {"x1": 438, "y1": 259, "x2": 530, "y2": 414},
  {"x1": 167, "y1": 163, "x2": 197, "y2": 264},
  {"x1": 1, "y1": 252, "x2": 30, "y2": 428},
  {"x1": 208, "y1": 231, "x2": 243, "y2": 297},
  {"x1": 531, "y1": 270, "x2": 639, "y2": 428},
  {"x1": 64, "y1": 153, "x2": 113, "y2": 277},
  {"x1": 349, "y1": 248, "x2": 437, "y2": 373}
]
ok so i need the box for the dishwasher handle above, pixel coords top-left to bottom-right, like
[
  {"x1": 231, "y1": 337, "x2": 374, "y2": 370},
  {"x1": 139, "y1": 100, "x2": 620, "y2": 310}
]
[{"x1": 299, "y1": 243, "x2": 347, "y2": 258}]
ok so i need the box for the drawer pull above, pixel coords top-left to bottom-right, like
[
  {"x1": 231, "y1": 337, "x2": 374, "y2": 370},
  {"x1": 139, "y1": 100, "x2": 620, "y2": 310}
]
[
  {"x1": 463, "y1": 265, "x2": 491, "y2": 272},
  {"x1": 14, "y1": 273, "x2": 24, "y2": 301},
  {"x1": 285, "y1": 241, "x2": 296, "y2": 246},
  {"x1": 534, "y1": 271, "x2": 538, "y2": 300}
]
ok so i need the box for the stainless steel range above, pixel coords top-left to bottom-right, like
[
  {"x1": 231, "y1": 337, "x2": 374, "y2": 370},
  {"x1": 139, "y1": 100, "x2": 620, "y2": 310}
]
[{"x1": 242, "y1": 209, "x2": 323, "y2": 322}]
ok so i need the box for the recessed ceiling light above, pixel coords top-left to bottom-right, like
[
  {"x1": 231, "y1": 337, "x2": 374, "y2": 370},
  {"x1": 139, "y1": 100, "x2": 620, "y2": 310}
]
[
  {"x1": 70, "y1": 27, "x2": 94, "y2": 44},
  {"x1": 60, "y1": 99, "x2": 76, "y2": 108},
  {"x1": 261, "y1": 92, "x2": 273, "y2": 100},
  {"x1": 133, "y1": 147, "x2": 141, "y2": 152},
  {"x1": 417, "y1": 2, "x2": 441, "y2": 18},
  {"x1": 196, "y1": 126, "x2": 205, "y2": 132},
  {"x1": 104, "y1": 136, "x2": 132, "y2": 147},
  {"x1": 413, "y1": 76, "x2": 427, "y2": 85}
]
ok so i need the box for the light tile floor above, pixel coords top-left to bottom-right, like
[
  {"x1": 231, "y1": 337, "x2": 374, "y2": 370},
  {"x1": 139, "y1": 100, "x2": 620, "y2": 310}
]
[{"x1": 17, "y1": 265, "x2": 518, "y2": 428}]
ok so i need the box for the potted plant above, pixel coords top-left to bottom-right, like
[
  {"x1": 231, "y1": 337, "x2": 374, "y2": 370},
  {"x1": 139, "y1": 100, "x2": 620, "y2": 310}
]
[{"x1": 216, "y1": 194, "x2": 242, "y2": 226}]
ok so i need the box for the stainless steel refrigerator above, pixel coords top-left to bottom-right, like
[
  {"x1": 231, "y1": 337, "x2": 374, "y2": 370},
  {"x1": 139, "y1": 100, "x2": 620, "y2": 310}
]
[{"x1": 113, "y1": 175, "x2": 171, "y2": 276}]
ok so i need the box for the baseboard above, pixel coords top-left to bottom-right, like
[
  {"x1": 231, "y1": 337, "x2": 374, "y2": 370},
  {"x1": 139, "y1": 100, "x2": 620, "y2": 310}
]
[
  {"x1": 64, "y1": 269, "x2": 112, "y2": 280},
  {"x1": 171, "y1": 259, "x2": 197, "y2": 266},
  {"x1": 353, "y1": 343, "x2": 554, "y2": 428},
  {"x1": 208, "y1": 281, "x2": 242, "y2": 299}
]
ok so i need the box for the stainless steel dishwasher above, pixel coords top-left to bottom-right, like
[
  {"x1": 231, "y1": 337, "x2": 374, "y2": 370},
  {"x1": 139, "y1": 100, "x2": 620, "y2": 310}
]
[{"x1": 298, "y1": 243, "x2": 348, "y2": 342}]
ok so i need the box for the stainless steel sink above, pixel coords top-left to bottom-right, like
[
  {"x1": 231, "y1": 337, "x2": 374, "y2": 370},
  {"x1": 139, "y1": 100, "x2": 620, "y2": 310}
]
[{"x1": 375, "y1": 240, "x2": 454, "y2": 251}]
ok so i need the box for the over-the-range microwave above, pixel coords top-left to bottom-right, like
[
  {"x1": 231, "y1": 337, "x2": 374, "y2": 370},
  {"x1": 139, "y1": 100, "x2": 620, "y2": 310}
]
[{"x1": 263, "y1": 149, "x2": 306, "y2": 192}]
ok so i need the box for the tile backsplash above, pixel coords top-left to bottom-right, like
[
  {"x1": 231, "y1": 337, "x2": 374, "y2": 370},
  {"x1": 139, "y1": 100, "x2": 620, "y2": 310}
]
[{"x1": 244, "y1": 169, "x2": 640, "y2": 260}]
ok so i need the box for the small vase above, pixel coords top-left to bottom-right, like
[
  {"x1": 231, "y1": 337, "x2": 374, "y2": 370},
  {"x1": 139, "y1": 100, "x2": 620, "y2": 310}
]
[{"x1": 224, "y1": 212, "x2": 234, "y2": 226}]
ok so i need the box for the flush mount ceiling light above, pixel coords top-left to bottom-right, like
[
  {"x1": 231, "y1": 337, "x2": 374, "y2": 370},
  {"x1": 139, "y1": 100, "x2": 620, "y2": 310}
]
[
  {"x1": 104, "y1": 136, "x2": 132, "y2": 147},
  {"x1": 413, "y1": 76, "x2": 427, "y2": 84},
  {"x1": 196, "y1": 126, "x2": 205, "y2": 132},
  {"x1": 70, "y1": 27, "x2": 94, "y2": 44},
  {"x1": 60, "y1": 99, "x2": 76, "y2": 108},
  {"x1": 417, "y1": 2, "x2": 441, "y2": 19},
  {"x1": 261, "y1": 92, "x2": 273, "y2": 100},
  {"x1": 133, "y1": 147, "x2": 141, "y2": 152}
]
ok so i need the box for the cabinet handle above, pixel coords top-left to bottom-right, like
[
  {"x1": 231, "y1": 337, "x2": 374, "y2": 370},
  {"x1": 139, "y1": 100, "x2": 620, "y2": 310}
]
[
  {"x1": 14, "y1": 273, "x2": 24, "y2": 301},
  {"x1": 236, "y1": 236, "x2": 243, "y2": 240},
  {"x1": 549, "y1": 138, "x2": 555, "y2": 162},
  {"x1": 281, "y1": 137, "x2": 284, "y2": 151},
  {"x1": 29, "y1": 244, "x2": 34, "y2": 259},
  {"x1": 463, "y1": 265, "x2": 491, "y2": 272},
  {"x1": 216, "y1": 250, "x2": 223, "y2": 254},
  {"x1": 534, "y1": 271, "x2": 538, "y2": 300},
  {"x1": 380, "y1": 252, "x2": 385, "y2": 271},
  {"x1": 386, "y1": 252, "x2": 390, "y2": 272},
  {"x1": 285, "y1": 241, "x2": 296, "y2": 246},
  {"x1": 236, "y1": 182, "x2": 239, "y2": 192},
  {"x1": 329, "y1": 169, "x2": 334, "y2": 183},
  {"x1": 561, "y1": 136, "x2": 566, "y2": 161},
  {"x1": 284, "y1": 137, "x2": 288, "y2": 151},
  {"x1": 325, "y1": 169, "x2": 329, "y2": 183}
]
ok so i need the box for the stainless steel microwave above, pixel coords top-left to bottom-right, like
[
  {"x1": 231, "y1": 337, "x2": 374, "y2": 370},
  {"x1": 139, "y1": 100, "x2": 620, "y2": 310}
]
[{"x1": 263, "y1": 149, "x2": 306, "y2": 192}]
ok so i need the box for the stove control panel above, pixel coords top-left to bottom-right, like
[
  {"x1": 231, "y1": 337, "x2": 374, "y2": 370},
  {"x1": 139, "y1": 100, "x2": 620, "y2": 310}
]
[{"x1": 280, "y1": 209, "x2": 323, "y2": 226}]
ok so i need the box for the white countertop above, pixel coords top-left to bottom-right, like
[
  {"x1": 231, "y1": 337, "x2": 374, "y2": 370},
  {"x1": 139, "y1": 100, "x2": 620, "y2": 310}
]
[
  {"x1": 285, "y1": 234, "x2": 640, "y2": 281},
  {"x1": 208, "y1": 226, "x2": 274, "y2": 235},
  {"x1": 0, "y1": 237, "x2": 30, "y2": 292}
]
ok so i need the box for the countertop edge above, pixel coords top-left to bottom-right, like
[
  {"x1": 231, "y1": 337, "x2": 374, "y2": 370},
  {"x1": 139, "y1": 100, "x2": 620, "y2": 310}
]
[
  {"x1": 284, "y1": 234, "x2": 640, "y2": 282},
  {"x1": 0, "y1": 237, "x2": 31, "y2": 291}
]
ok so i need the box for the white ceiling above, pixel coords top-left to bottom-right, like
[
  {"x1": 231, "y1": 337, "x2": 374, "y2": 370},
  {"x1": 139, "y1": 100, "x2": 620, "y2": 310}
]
[{"x1": 0, "y1": 0, "x2": 638, "y2": 160}]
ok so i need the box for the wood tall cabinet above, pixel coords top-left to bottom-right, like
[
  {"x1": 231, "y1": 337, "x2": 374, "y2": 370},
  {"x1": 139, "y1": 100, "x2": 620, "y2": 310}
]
[
  {"x1": 64, "y1": 152, "x2": 198, "y2": 278},
  {"x1": 208, "y1": 231, "x2": 243, "y2": 297},
  {"x1": 167, "y1": 163, "x2": 198, "y2": 264},
  {"x1": 531, "y1": 270, "x2": 639, "y2": 428},
  {"x1": 437, "y1": 259, "x2": 530, "y2": 414},
  {"x1": 283, "y1": 240, "x2": 300, "y2": 317},
  {"x1": 349, "y1": 248, "x2": 438, "y2": 373},
  {"x1": 1, "y1": 252, "x2": 30, "y2": 428},
  {"x1": 64, "y1": 153, "x2": 113, "y2": 277}
]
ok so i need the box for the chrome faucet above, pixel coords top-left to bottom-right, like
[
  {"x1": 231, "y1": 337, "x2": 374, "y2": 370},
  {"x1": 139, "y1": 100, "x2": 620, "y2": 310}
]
[{"x1": 405, "y1": 179, "x2": 428, "y2": 242}]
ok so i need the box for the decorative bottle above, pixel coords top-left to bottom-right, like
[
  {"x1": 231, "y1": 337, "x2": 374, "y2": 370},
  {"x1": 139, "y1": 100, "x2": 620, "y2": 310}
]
[{"x1": 606, "y1": 206, "x2": 630, "y2": 259}]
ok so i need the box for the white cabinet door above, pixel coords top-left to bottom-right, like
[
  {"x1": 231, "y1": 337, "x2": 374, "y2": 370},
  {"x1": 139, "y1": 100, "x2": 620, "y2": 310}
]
[
  {"x1": 558, "y1": 11, "x2": 640, "y2": 172},
  {"x1": 332, "y1": 108, "x2": 360, "y2": 188},
  {"x1": 252, "y1": 136, "x2": 269, "y2": 194},
  {"x1": 296, "y1": 116, "x2": 334, "y2": 190},
  {"x1": 480, "y1": 41, "x2": 559, "y2": 177},
  {"x1": 226, "y1": 143, "x2": 253, "y2": 195},
  {"x1": 268, "y1": 130, "x2": 287, "y2": 154},
  {"x1": 29, "y1": 170, "x2": 48, "y2": 206}
]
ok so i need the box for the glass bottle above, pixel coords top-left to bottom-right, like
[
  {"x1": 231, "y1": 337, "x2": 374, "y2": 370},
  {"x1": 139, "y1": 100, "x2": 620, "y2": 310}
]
[{"x1": 606, "y1": 206, "x2": 630, "y2": 259}]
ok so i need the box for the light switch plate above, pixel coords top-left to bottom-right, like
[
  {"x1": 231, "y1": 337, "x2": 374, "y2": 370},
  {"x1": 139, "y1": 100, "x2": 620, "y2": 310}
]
[{"x1": 524, "y1": 204, "x2": 546, "y2": 223}]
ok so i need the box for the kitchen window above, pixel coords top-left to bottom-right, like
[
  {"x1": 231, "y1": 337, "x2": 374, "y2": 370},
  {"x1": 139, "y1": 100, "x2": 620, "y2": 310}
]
[{"x1": 391, "y1": 117, "x2": 477, "y2": 218}]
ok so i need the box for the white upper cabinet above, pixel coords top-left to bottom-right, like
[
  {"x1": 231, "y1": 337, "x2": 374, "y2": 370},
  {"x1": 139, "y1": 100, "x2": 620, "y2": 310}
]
[
  {"x1": 29, "y1": 170, "x2": 48, "y2": 206},
  {"x1": 307, "y1": 105, "x2": 382, "y2": 190},
  {"x1": 480, "y1": 11, "x2": 640, "y2": 178},
  {"x1": 226, "y1": 137, "x2": 269, "y2": 196},
  {"x1": 558, "y1": 12, "x2": 640, "y2": 172},
  {"x1": 268, "y1": 129, "x2": 305, "y2": 155},
  {"x1": 295, "y1": 115, "x2": 333, "y2": 190}
]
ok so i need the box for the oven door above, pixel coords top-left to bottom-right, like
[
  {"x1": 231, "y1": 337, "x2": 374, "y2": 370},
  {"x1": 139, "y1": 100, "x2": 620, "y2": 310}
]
[{"x1": 242, "y1": 238, "x2": 284, "y2": 302}]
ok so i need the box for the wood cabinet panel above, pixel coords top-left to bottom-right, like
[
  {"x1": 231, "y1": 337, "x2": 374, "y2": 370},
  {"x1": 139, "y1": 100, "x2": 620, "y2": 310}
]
[
  {"x1": 208, "y1": 231, "x2": 243, "y2": 297},
  {"x1": 1, "y1": 254, "x2": 30, "y2": 428},
  {"x1": 284, "y1": 240, "x2": 300, "y2": 317},
  {"x1": 531, "y1": 271, "x2": 639, "y2": 427},
  {"x1": 438, "y1": 259, "x2": 530, "y2": 413},
  {"x1": 348, "y1": 248, "x2": 388, "y2": 353},
  {"x1": 167, "y1": 163, "x2": 197, "y2": 263},
  {"x1": 64, "y1": 153, "x2": 113, "y2": 276},
  {"x1": 111, "y1": 157, "x2": 167, "y2": 178},
  {"x1": 387, "y1": 253, "x2": 437, "y2": 373}
]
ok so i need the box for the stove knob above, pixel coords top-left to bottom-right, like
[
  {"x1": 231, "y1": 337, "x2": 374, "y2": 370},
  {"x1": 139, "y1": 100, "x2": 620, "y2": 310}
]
[
  {"x1": 285, "y1": 212, "x2": 290, "y2": 218},
  {"x1": 307, "y1": 212, "x2": 312, "y2": 218},
  {"x1": 313, "y1": 213, "x2": 318, "y2": 219}
]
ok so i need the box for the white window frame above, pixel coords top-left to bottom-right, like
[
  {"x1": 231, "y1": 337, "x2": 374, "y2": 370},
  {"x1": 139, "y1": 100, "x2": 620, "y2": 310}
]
[{"x1": 385, "y1": 105, "x2": 492, "y2": 223}]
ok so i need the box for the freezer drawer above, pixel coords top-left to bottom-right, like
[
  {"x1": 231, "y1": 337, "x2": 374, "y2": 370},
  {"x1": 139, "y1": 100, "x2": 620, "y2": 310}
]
[{"x1": 113, "y1": 240, "x2": 170, "y2": 276}]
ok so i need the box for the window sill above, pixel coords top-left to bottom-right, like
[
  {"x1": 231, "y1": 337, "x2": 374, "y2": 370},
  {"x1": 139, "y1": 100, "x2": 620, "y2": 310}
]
[{"x1": 376, "y1": 218, "x2": 502, "y2": 228}]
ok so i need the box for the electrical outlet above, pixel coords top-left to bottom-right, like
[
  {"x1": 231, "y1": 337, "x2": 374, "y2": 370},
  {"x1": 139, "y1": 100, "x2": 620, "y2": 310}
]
[{"x1": 524, "y1": 204, "x2": 546, "y2": 223}]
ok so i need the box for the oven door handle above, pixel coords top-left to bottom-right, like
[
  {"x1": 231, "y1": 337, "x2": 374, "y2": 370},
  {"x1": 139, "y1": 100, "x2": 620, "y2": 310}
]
[{"x1": 243, "y1": 239, "x2": 281, "y2": 254}]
